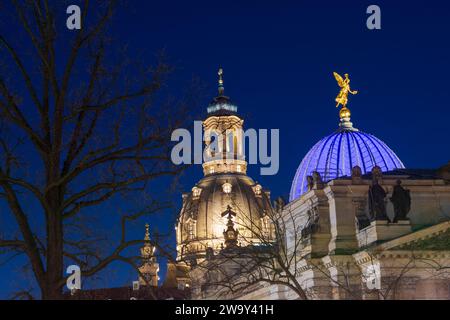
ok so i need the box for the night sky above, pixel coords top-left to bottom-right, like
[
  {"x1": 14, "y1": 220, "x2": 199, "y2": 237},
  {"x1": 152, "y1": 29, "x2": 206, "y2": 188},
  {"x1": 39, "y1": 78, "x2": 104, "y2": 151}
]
[{"x1": 1, "y1": 0, "x2": 450, "y2": 298}]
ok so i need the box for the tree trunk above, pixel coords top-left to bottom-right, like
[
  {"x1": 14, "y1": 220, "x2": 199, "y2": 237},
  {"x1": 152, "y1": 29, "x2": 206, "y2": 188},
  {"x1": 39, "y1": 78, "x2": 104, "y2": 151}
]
[
  {"x1": 43, "y1": 183, "x2": 64, "y2": 300},
  {"x1": 44, "y1": 220, "x2": 64, "y2": 299}
]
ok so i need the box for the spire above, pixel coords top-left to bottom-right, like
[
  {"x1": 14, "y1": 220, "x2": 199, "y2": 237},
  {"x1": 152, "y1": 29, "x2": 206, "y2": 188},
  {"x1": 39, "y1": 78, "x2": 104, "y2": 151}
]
[
  {"x1": 138, "y1": 223, "x2": 159, "y2": 286},
  {"x1": 141, "y1": 223, "x2": 154, "y2": 259},
  {"x1": 206, "y1": 67, "x2": 238, "y2": 114},
  {"x1": 144, "y1": 223, "x2": 150, "y2": 241},
  {"x1": 218, "y1": 67, "x2": 224, "y2": 96}
]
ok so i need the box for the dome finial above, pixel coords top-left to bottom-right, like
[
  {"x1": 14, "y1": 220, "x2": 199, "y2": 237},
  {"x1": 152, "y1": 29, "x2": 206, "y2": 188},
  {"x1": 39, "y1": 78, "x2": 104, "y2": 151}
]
[
  {"x1": 333, "y1": 72, "x2": 359, "y2": 130},
  {"x1": 333, "y1": 72, "x2": 358, "y2": 120},
  {"x1": 218, "y1": 67, "x2": 224, "y2": 96},
  {"x1": 144, "y1": 223, "x2": 150, "y2": 241},
  {"x1": 339, "y1": 106, "x2": 351, "y2": 119}
]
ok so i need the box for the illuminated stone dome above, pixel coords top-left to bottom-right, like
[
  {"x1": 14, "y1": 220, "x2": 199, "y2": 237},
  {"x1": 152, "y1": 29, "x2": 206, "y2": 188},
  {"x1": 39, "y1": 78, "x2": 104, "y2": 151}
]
[
  {"x1": 176, "y1": 173, "x2": 272, "y2": 261},
  {"x1": 289, "y1": 113, "x2": 405, "y2": 201},
  {"x1": 176, "y1": 68, "x2": 273, "y2": 263}
]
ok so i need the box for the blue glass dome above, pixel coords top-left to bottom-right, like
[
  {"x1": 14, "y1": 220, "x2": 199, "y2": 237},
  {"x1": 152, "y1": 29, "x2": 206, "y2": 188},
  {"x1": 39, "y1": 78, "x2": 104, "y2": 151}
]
[{"x1": 289, "y1": 121, "x2": 405, "y2": 201}]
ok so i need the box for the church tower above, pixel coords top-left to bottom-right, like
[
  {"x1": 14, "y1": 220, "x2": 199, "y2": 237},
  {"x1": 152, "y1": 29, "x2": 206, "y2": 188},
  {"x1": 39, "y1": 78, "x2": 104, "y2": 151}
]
[
  {"x1": 138, "y1": 224, "x2": 159, "y2": 286},
  {"x1": 175, "y1": 68, "x2": 274, "y2": 264},
  {"x1": 202, "y1": 68, "x2": 247, "y2": 176}
]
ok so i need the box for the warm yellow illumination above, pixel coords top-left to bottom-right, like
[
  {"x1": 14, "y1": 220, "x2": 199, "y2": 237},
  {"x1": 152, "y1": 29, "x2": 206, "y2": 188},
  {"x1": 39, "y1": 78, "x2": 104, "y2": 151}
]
[
  {"x1": 333, "y1": 72, "x2": 358, "y2": 119},
  {"x1": 222, "y1": 182, "x2": 232, "y2": 194},
  {"x1": 192, "y1": 186, "x2": 202, "y2": 199},
  {"x1": 339, "y1": 106, "x2": 351, "y2": 119},
  {"x1": 253, "y1": 184, "x2": 262, "y2": 196}
]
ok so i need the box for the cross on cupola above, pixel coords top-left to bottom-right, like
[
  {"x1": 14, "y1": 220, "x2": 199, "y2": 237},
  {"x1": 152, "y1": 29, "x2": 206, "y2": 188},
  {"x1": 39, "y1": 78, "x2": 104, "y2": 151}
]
[{"x1": 221, "y1": 205, "x2": 239, "y2": 248}]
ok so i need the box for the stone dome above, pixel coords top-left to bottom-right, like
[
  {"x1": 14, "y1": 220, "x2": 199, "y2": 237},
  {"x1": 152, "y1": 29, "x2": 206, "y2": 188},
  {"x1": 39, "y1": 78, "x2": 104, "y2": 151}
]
[
  {"x1": 176, "y1": 173, "x2": 272, "y2": 261},
  {"x1": 289, "y1": 119, "x2": 405, "y2": 201}
]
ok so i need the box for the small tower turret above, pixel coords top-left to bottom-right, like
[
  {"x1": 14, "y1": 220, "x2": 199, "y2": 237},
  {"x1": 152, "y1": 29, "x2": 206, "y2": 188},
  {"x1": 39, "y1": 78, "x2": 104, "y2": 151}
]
[
  {"x1": 203, "y1": 68, "x2": 247, "y2": 175},
  {"x1": 138, "y1": 224, "x2": 159, "y2": 286}
]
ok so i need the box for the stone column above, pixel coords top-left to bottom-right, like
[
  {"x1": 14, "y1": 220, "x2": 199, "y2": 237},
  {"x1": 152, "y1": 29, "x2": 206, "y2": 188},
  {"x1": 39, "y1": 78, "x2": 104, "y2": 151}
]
[
  {"x1": 306, "y1": 191, "x2": 331, "y2": 258},
  {"x1": 301, "y1": 257, "x2": 335, "y2": 299},
  {"x1": 322, "y1": 255, "x2": 362, "y2": 300},
  {"x1": 325, "y1": 186, "x2": 359, "y2": 255}
]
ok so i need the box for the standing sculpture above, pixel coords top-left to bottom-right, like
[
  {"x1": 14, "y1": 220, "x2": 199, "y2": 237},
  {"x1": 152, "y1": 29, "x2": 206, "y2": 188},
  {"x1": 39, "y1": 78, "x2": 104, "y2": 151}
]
[
  {"x1": 368, "y1": 178, "x2": 388, "y2": 221},
  {"x1": 312, "y1": 171, "x2": 323, "y2": 189},
  {"x1": 306, "y1": 175, "x2": 314, "y2": 191},
  {"x1": 221, "y1": 206, "x2": 239, "y2": 248},
  {"x1": 352, "y1": 166, "x2": 362, "y2": 178},
  {"x1": 333, "y1": 72, "x2": 358, "y2": 108},
  {"x1": 390, "y1": 180, "x2": 411, "y2": 222}
]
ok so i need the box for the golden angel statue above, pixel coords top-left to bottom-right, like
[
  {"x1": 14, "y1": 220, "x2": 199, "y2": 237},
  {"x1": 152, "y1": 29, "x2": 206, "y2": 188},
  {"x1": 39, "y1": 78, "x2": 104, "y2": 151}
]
[{"x1": 333, "y1": 72, "x2": 358, "y2": 108}]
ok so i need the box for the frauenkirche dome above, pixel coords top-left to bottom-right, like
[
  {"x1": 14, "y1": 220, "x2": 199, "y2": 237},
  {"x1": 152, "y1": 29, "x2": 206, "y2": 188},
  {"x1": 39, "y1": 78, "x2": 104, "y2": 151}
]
[
  {"x1": 177, "y1": 174, "x2": 272, "y2": 261},
  {"x1": 176, "y1": 68, "x2": 274, "y2": 263}
]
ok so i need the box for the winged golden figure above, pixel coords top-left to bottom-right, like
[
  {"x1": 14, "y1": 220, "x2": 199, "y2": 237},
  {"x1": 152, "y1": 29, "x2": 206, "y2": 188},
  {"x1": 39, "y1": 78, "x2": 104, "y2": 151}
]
[{"x1": 333, "y1": 72, "x2": 358, "y2": 108}]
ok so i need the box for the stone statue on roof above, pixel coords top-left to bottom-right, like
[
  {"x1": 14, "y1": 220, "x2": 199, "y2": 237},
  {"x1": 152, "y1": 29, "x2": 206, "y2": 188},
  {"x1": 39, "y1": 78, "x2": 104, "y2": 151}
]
[
  {"x1": 390, "y1": 180, "x2": 411, "y2": 222},
  {"x1": 368, "y1": 178, "x2": 388, "y2": 221}
]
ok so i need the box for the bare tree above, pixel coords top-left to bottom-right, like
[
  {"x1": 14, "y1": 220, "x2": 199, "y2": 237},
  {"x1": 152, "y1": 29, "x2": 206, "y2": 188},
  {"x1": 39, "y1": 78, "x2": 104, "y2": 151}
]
[
  {"x1": 358, "y1": 247, "x2": 450, "y2": 300},
  {"x1": 0, "y1": 0, "x2": 193, "y2": 299},
  {"x1": 187, "y1": 197, "x2": 312, "y2": 300}
]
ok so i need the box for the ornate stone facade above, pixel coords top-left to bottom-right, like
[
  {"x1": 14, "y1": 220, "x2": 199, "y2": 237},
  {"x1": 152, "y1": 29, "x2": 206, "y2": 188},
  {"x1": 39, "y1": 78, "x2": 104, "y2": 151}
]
[
  {"x1": 169, "y1": 70, "x2": 450, "y2": 300},
  {"x1": 236, "y1": 169, "x2": 450, "y2": 300},
  {"x1": 174, "y1": 69, "x2": 274, "y2": 291}
]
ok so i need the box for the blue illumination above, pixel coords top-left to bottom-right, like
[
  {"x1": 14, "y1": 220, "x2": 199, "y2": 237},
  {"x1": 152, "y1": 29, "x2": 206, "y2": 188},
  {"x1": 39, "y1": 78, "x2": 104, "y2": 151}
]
[{"x1": 289, "y1": 129, "x2": 405, "y2": 201}]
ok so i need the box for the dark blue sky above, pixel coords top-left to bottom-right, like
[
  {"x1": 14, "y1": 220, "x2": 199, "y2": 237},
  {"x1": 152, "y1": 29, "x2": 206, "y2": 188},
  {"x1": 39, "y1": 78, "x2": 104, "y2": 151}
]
[
  {"x1": 136, "y1": 0, "x2": 450, "y2": 212},
  {"x1": 1, "y1": 0, "x2": 450, "y2": 298}
]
